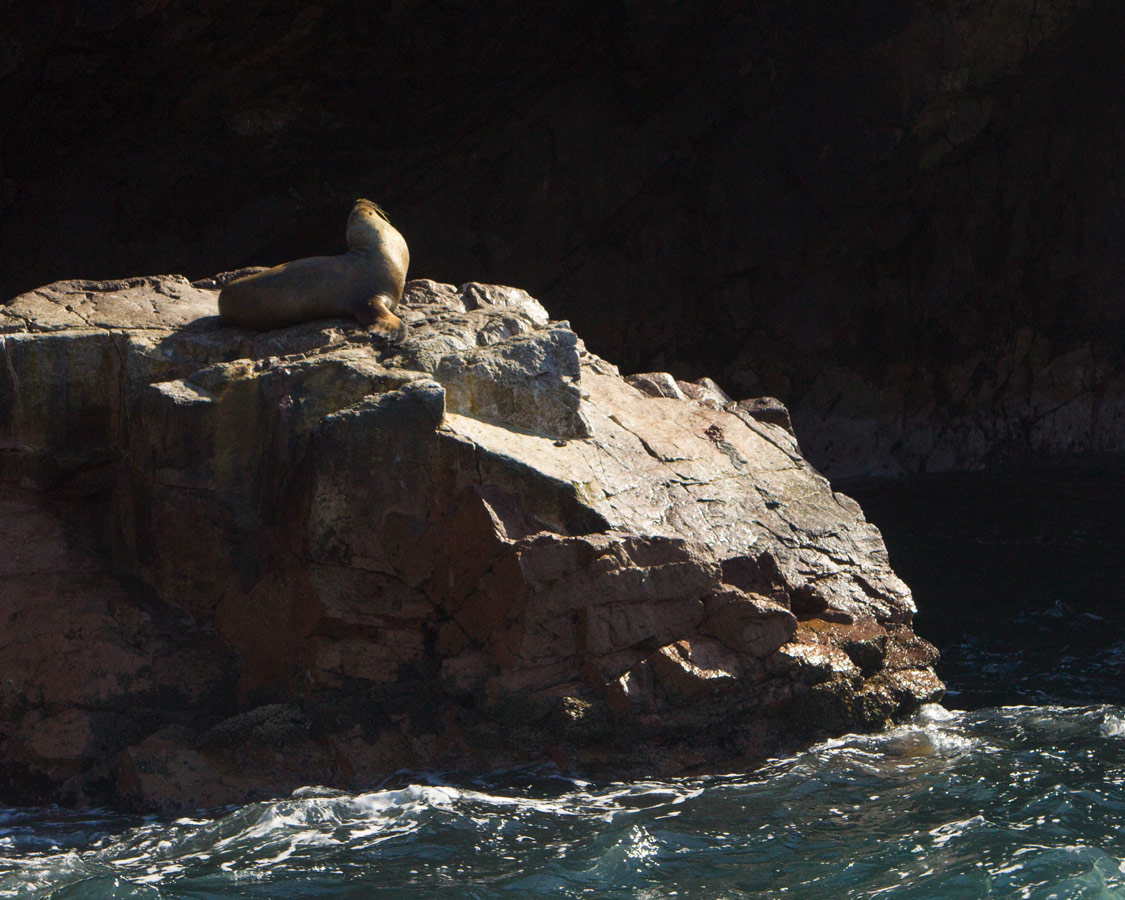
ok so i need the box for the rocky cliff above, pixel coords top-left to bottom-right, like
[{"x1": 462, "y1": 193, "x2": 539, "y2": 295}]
[
  {"x1": 2, "y1": 1, "x2": 1122, "y2": 478},
  {"x1": 0, "y1": 276, "x2": 941, "y2": 811}
]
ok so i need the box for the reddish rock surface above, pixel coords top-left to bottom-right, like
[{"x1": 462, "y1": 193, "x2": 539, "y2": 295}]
[{"x1": 0, "y1": 276, "x2": 942, "y2": 811}]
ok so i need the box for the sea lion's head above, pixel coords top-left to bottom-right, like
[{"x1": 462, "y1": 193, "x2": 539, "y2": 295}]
[
  {"x1": 346, "y1": 198, "x2": 393, "y2": 251},
  {"x1": 354, "y1": 198, "x2": 390, "y2": 222}
]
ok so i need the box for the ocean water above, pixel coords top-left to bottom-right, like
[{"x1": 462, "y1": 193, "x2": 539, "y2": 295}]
[
  {"x1": 3, "y1": 705, "x2": 1125, "y2": 898},
  {"x1": 3, "y1": 462, "x2": 1124, "y2": 898}
]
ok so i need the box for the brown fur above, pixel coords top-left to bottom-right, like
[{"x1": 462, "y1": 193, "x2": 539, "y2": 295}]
[{"x1": 218, "y1": 199, "x2": 410, "y2": 339}]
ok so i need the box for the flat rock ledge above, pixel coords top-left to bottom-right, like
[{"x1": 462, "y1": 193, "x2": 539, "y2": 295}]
[{"x1": 0, "y1": 275, "x2": 942, "y2": 811}]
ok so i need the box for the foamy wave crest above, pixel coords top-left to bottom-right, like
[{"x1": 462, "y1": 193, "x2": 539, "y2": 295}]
[
  {"x1": 1100, "y1": 710, "x2": 1125, "y2": 738},
  {"x1": 0, "y1": 777, "x2": 703, "y2": 895}
]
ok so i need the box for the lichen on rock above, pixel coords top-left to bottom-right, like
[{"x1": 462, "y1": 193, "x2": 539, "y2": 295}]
[{"x1": 0, "y1": 275, "x2": 942, "y2": 811}]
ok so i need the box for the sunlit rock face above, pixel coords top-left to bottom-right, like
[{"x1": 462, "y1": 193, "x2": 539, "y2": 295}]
[
  {"x1": 0, "y1": 276, "x2": 939, "y2": 811},
  {"x1": 1, "y1": 1, "x2": 1121, "y2": 477}
]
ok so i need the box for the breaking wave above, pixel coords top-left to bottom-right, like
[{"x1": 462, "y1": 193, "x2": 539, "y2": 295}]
[{"x1": 4, "y1": 704, "x2": 1125, "y2": 898}]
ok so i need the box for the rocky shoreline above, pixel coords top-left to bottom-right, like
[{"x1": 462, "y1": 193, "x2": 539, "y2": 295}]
[{"x1": 0, "y1": 276, "x2": 942, "y2": 811}]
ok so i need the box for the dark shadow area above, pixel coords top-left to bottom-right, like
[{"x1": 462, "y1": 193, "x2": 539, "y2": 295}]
[{"x1": 847, "y1": 455, "x2": 1125, "y2": 708}]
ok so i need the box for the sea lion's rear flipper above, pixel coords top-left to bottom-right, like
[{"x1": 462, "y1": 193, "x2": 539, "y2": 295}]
[{"x1": 357, "y1": 295, "x2": 409, "y2": 343}]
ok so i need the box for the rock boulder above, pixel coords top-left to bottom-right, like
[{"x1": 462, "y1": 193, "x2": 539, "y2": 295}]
[{"x1": 0, "y1": 275, "x2": 942, "y2": 811}]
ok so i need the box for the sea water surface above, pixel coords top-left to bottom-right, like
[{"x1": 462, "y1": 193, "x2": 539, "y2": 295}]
[{"x1": 4, "y1": 461, "x2": 1125, "y2": 898}]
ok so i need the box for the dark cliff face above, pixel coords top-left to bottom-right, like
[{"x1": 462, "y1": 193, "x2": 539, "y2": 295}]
[{"x1": 3, "y1": 0, "x2": 1122, "y2": 476}]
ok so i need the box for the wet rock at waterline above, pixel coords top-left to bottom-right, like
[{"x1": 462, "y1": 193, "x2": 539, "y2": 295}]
[{"x1": 0, "y1": 276, "x2": 942, "y2": 811}]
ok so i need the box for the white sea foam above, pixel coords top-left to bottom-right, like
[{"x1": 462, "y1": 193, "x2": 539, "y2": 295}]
[
  {"x1": 1099, "y1": 711, "x2": 1125, "y2": 738},
  {"x1": 914, "y1": 702, "x2": 958, "y2": 723}
]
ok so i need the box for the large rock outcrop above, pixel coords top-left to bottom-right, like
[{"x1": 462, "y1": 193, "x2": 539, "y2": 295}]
[{"x1": 0, "y1": 275, "x2": 942, "y2": 811}]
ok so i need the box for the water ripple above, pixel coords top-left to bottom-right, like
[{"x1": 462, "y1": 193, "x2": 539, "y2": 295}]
[{"x1": 2, "y1": 705, "x2": 1125, "y2": 898}]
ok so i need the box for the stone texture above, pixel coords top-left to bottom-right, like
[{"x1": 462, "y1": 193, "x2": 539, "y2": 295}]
[
  {"x1": 734, "y1": 398, "x2": 794, "y2": 435},
  {"x1": 0, "y1": 275, "x2": 942, "y2": 811},
  {"x1": 626, "y1": 372, "x2": 687, "y2": 402}
]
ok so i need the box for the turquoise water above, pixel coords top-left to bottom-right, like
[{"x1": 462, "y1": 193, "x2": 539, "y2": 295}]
[{"x1": 4, "y1": 462, "x2": 1125, "y2": 898}]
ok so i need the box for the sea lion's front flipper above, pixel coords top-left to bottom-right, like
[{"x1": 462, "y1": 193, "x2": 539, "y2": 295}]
[{"x1": 358, "y1": 295, "x2": 409, "y2": 343}]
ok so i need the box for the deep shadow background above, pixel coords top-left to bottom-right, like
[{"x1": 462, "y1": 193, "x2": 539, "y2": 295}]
[
  {"x1": 848, "y1": 457, "x2": 1125, "y2": 708},
  {"x1": 3, "y1": 0, "x2": 1124, "y2": 474}
]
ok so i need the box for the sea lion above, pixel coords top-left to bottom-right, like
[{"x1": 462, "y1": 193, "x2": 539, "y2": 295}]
[{"x1": 218, "y1": 198, "x2": 409, "y2": 340}]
